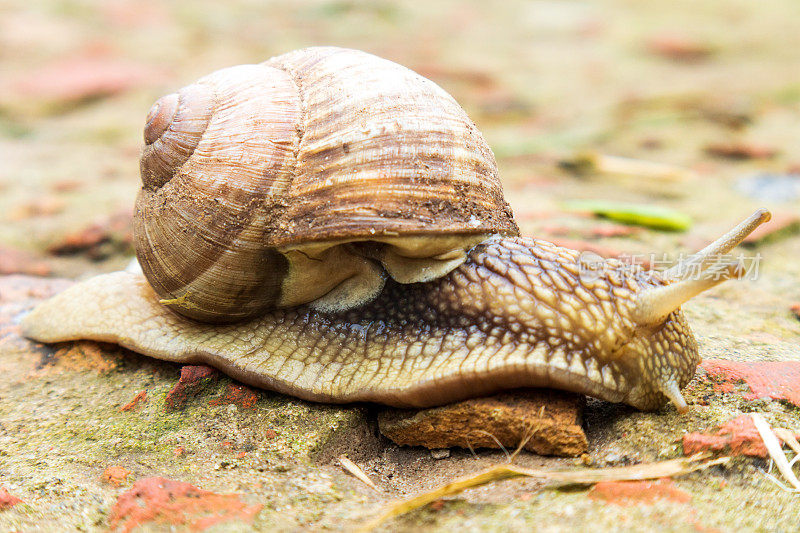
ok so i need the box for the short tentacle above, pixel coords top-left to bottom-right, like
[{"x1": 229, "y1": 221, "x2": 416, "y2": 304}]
[{"x1": 659, "y1": 378, "x2": 689, "y2": 413}]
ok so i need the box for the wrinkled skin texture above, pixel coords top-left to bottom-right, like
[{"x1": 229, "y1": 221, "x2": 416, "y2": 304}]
[{"x1": 22, "y1": 237, "x2": 699, "y2": 410}]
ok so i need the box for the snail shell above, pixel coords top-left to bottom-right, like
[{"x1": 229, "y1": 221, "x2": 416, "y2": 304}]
[{"x1": 137, "y1": 47, "x2": 517, "y2": 322}]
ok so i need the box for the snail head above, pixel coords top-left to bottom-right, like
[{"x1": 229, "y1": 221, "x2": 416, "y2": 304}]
[
  {"x1": 618, "y1": 209, "x2": 770, "y2": 411},
  {"x1": 457, "y1": 209, "x2": 770, "y2": 412}
]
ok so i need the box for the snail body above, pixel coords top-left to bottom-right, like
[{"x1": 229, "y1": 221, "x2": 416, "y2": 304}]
[
  {"x1": 21, "y1": 47, "x2": 771, "y2": 412},
  {"x1": 22, "y1": 237, "x2": 695, "y2": 410}
]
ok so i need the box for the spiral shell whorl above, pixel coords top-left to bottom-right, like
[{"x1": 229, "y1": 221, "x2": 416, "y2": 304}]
[
  {"x1": 135, "y1": 64, "x2": 301, "y2": 322},
  {"x1": 143, "y1": 93, "x2": 178, "y2": 145},
  {"x1": 140, "y1": 84, "x2": 214, "y2": 190}
]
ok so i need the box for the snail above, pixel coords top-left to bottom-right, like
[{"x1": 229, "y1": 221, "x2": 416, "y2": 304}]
[{"x1": 21, "y1": 47, "x2": 770, "y2": 413}]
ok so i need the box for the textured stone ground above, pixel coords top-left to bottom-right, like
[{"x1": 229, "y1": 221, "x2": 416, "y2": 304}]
[{"x1": 1, "y1": 0, "x2": 799, "y2": 531}]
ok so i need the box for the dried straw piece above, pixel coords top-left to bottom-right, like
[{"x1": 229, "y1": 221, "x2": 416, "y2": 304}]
[
  {"x1": 339, "y1": 455, "x2": 381, "y2": 493},
  {"x1": 358, "y1": 453, "x2": 727, "y2": 531},
  {"x1": 561, "y1": 151, "x2": 694, "y2": 182},
  {"x1": 773, "y1": 428, "x2": 800, "y2": 456},
  {"x1": 751, "y1": 414, "x2": 800, "y2": 491}
]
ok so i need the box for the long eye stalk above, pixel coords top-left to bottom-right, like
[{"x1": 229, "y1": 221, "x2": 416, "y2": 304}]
[
  {"x1": 634, "y1": 209, "x2": 771, "y2": 327},
  {"x1": 663, "y1": 208, "x2": 771, "y2": 280}
]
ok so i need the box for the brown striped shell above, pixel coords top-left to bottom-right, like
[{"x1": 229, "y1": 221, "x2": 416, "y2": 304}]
[{"x1": 136, "y1": 47, "x2": 518, "y2": 323}]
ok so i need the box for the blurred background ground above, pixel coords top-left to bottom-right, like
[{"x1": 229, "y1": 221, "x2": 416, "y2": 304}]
[{"x1": 0, "y1": 0, "x2": 799, "y2": 531}]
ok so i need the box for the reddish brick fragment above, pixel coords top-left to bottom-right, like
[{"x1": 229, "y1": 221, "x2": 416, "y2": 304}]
[
  {"x1": 589, "y1": 478, "x2": 691, "y2": 506},
  {"x1": 120, "y1": 391, "x2": 147, "y2": 412},
  {"x1": 0, "y1": 246, "x2": 52, "y2": 276},
  {"x1": 705, "y1": 142, "x2": 777, "y2": 160},
  {"x1": 210, "y1": 383, "x2": 260, "y2": 410},
  {"x1": 109, "y1": 477, "x2": 261, "y2": 532},
  {"x1": 164, "y1": 365, "x2": 218, "y2": 411},
  {"x1": 0, "y1": 487, "x2": 22, "y2": 510},
  {"x1": 102, "y1": 466, "x2": 132, "y2": 486},
  {"x1": 13, "y1": 55, "x2": 160, "y2": 107},
  {"x1": 683, "y1": 415, "x2": 779, "y2": 458},
  {"x1": 647, "y1": 35, "x2": 713, "y2": 62},
  {"x1": 699, "y1": 359, "x2": 800, "y2": 407},
  {"x1": 429, "y1": 499, "x2": 446, "y2": 511},
  {"x1": 8, "y1": 196, "x2": 65, "y2": 220},
  {"x1": 47, "y1": 210, "x2": 133, "y2": 259}
]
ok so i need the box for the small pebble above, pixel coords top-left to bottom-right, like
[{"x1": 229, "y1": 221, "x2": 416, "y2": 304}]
[
  {"x1": 430, "y1": 449, "x2": 450, "y2": 460},
  {"x1": 736, "y1": 173, "x2": 800, "y2": 203}
]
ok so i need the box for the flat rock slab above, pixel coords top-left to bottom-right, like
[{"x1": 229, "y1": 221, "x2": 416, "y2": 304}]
[{"x1": 378, "y1": 389, "x2": 587, "y2": 457}]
